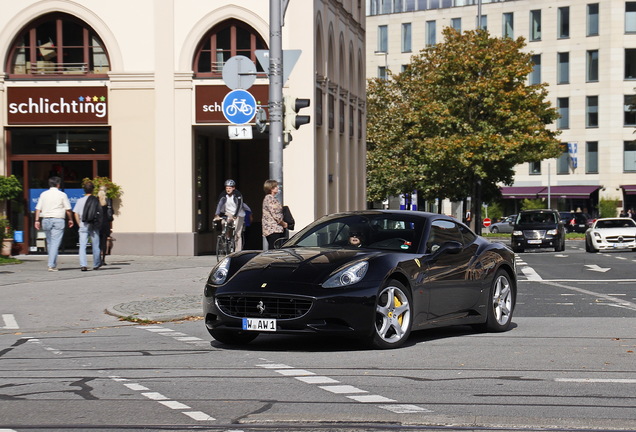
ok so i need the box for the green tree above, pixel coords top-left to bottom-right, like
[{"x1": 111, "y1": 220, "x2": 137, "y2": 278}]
[{"x1": 367, "y1": 28, "x2": 561, "y2": 219}]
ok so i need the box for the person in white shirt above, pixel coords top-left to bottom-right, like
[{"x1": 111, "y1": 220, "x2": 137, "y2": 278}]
[{"x1": 34, "y1": 176, "x2": 74, "y2": 271}]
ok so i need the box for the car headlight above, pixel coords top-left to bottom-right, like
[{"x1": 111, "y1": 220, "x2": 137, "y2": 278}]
[
  {"x1": 547, "y1": 229, "x2": 558, "y2": 235},
  {"x1": 208, "y1": 257, "x2": 231, "y2": 285},
  {"x1": 512, "y1": 230, "x2": 522, "y2": 236},
  {"x1": 323, "y1": 261, "x2": 369, "y2": 288},
  {"x1": 593, "y1": 232, "x2": 601, "y2": 240}
]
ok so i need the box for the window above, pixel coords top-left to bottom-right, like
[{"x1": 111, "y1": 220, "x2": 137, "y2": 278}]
[
  {"x1": 529, "y1": 161, "x2": 541, "y2": 175},
  {"x1": 586, "y1": 142, "x2": 598, "y2": 174},
  {"x1": 557, "y1": 144, "x2": 570, "y2": 174},
  {"x1": 530, "y1": 10, "x2": 542, "y2": 41},
  {"x1": 587, "y1": 3, "x2": 599, "y2": 36},
  {"x1": 451, "y1": 18, "x2": 461, "y2": 32},
  {"x1": 378, "y1": 25, "x2": 388, "y2": 53},
  {"x1": 194, "y1": 19, "x2": 266, "y2": 77},
  {"x1": 586, "y1": 96, "x2": 598, "y2": 128},
  {"x1": 626, "y1": 49, "x2": 636, "y2": 79},
  {"x1": 316, "y1": 87, "x2": 323, "y2": 127},
  {"x1": 7, "y1": 12, "x2": 110, "y2": 77},
  {"x1": 502, "y1": 13, "x2": 514, "y2": 38},
  {"x1": 477, "y1": 15, "x2": 487, "y2": 30},
  {"x1": 557, "y1": 98, "x2": 569, "y2": 129},
  {"x1": 557, "y1": 52, "x2": 569, "y2": 84},
  {"x1": 378, "y1": 66, "x2": 387, "y2": 80},
  {"x1": 625, "y1": 141, "x2": 636, "y2": 172},
  {"x1": 625, "y1": 95, "x2": 636, "y2": 126},
  {"x1": 402, "y1": 23, "x2": 412, "y2": 52},
  {"x1": 627, "y1": 2, "x2": 636, "y2": 33},
  {"x1": 529, "y1": 54, "x2": 541, "y2": 85},
  {"x1": 587, "y1": 50, "x2": 599, "y2": 82},
  {"x1": 426, "y1": 21, "x2": 436, "y2": 46},
  {"x1": 558, "y1": 7, "x2": 570, "y2": 38}
]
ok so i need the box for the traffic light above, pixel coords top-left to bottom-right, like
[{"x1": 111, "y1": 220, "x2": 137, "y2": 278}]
[{"x1": 283, "y1": 96, "x2": 311, "y2": 131}]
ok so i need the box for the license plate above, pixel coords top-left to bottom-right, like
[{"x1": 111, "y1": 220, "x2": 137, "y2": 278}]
[
  {"x1": 613, "y1": 243, "x2": 629, "y2": 249},
  {"x1": 527, "y1": 239, "x2": 542, "y2": 244},
  {"x1": 242, "y1": 318, "x2": 277, "y2": 332}
]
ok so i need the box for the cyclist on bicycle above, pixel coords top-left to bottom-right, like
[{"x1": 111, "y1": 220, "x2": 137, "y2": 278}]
[{"x1": 213, "y1": 179, "x2": 246, "y2": 252}]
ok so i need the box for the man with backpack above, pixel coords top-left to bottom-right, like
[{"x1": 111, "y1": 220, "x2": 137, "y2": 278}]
[{"x1": 73, "y1": 181, "x2": 102, "y2": 271}]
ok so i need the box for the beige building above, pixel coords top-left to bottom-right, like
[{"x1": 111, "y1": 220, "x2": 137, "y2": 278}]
[
  {"x1": 0, "y1": 0, "x2": 367, "y2": 256},
  {"x1": 366, "y1": 0, "x2": 636, "y2": 217}
]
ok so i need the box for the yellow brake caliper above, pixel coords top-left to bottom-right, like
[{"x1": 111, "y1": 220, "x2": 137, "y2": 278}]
[{"x1": 394, "y1": 296, "x2": 403, "y2": 325}]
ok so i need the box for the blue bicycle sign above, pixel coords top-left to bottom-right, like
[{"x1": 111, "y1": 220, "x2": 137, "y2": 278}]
[{"x1": 222, "y1": 89, "x2": 257, "y2": 124}]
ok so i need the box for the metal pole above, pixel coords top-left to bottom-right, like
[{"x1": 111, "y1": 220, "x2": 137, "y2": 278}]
[
  {"x1": 477, "y1": 0, "x2": 482, "y2": 29},
  {"x1": 269, "y1": 0, "x2": 284, "y2": 203},
  {"x1": 547, "y1": 162, "x2": 551, "y2": 209}
]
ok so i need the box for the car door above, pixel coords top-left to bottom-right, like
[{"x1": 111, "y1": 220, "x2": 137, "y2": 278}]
[{"x1": 423, "y1": 220, "x2": 480, "y2": 321}]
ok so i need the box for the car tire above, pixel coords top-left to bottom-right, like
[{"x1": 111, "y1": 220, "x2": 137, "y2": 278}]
[
  {"x1": 208, "y1": 328, "x2": 259, "y2": 345},
  {"x1": 482, "y1": 269, "x2": 516, "y2": 332},
  {"x1": 512, "y1": 246, "x2": 524, "y2": 253},
  {"x1": 555, "y1": 238, "x2": 565, "y2": 252},
  {"x1": 370, "y1": 280, "x2": 412, "y2": 349},
  {"x1": 491, "y1": 226, "x2": 499, "y2": 234},
  {"x1": 585, "y1": 237, "x2": 598, "y2": 253}
]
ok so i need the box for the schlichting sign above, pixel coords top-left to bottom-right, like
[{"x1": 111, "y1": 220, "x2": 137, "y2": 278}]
[{"x1": 7, "y1": 86, "x2": 108, "y2": 124}]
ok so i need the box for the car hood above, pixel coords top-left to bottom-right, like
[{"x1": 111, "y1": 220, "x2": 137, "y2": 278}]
[
  {"x1": 594, "y1": 227, "x2": 636, "y2": 235},
  {"x1": 228, "y1": 247, "x2": 379, "y2": 287}
]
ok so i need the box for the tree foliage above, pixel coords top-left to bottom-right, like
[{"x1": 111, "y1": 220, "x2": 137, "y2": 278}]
[{"x1": 366, "y1": 28, "x2": 561, "y2": 203}]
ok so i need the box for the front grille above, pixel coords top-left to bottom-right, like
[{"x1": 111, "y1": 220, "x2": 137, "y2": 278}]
[
  {"x1": 216, "y1": 295, "x2": 313, "y2": 319},
  {"x1": 605, "y1": 235, "x2": 636, "y2": 243},
  {"x1": 523, "y1": 230, "x2": 546, "y2": 239}
]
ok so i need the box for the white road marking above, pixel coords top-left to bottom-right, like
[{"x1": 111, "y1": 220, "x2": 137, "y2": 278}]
[
  {"x1": 160, "y1": 400, "x2": 191, "y2": 410},
  {"x1": 556, "y1": 378, "x2": 636, "y2": 384},
  {"x1": 520, "y1": 266, "x2": 543, "y2": 281},
  {"x1": 183, "y1": 411, "x2": 215, "y2": 421},
  {"x1": 320, "y1": 385, "x2": 367, "y2": 394},
  {"x1": 257, "y1": 361, "x2": 432, "y2": 414},
  {"x1": 585, "y1": 264, "x2": 611, "y2": 273},
  {"x1": 1, "y1": 314, "x2": 19, "y2": 329},
  {"x1": 543, "y1": 281, "x2": 636, "y2": 312},
  {"x1": 124, "y1": 383, "x2": 149, "y2": 391},
  {"x1": 142, "y1": 392, "x2": 169, "y2": 400}
]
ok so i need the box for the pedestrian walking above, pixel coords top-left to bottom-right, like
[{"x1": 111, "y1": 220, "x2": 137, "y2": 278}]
[
  {"x1": 33, "y1": 176, "x2": 74, "y2": 271},
  {"x1": 262, "y1": 179, "x2": 287, "y2": 249},
  {"x1": 97, "y1": 185, "x2": 114, "y2": 265},
  {"x1": 73, "y1": 181, "x2": 102, "y2": 271}
]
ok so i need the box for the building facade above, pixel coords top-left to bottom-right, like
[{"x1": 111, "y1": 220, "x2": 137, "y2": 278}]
[
  {"x1": 0, "y1": 0, "x2": 367, "y2": 256},
  {"x1": 366, "y1": 0, "x2": 636, "y2": 217}
]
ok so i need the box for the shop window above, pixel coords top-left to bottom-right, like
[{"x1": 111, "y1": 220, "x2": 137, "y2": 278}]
[
  {"x1": 194, "y1": 19, "x2": 267, "y2": 78},
  {"x1": 6, "y1": 12, "x2": 110, "y2": 78},
  {"x1": 9, "y1": 128, "x2": 110, "y2": 155}
]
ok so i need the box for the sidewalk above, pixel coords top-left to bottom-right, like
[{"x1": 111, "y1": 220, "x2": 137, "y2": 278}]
[{"x1": 1, "y1": 253, "x2": 216, "y2": 324}]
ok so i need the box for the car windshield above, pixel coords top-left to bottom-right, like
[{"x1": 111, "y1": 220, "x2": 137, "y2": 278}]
[
  {"x1": 596, "y1": 219, "x2": 636, "y2": 229},
  {"x1": 518, "y1": 212, "x2": 557, "y2": 224},
  {"x1": 287, "y1": 214, "x2": 424, "y2": 252}
]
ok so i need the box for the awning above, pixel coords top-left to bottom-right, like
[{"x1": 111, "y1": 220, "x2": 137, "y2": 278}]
[
  {"x1": 500, "y1": 186, "x2": 545, "y2": 199},
  {"x1": 621, "y1": 185, "x2": 636, "y2": 195},
  {"x1": 537, "y1": 185, "x2": 600, "y2": 198}
]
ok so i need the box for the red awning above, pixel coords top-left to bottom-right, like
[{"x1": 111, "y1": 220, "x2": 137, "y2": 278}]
[
  {"x1": 537, "y1": 185, "x2": 600, "y2": 198},
  {"x1": 621, "y1": 185, "x2": 636, "y2": 195},
  {"x1": 500, "y1": 186, "x2": 545, "y2": 199}
]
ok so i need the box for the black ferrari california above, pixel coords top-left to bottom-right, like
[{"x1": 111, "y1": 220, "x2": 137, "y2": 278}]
[{"x1": 203, "y1": 210, "x2": 517, "y2": 349}]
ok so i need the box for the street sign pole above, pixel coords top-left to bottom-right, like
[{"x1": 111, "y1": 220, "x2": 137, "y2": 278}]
[{"x1": 269, "y1": 0, "x2": 284, "y2": 204}]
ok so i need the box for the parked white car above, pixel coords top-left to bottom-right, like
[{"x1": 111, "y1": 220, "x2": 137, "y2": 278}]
[{"x1": 585, "y1": 218, "x2": 636, "y2": 253}]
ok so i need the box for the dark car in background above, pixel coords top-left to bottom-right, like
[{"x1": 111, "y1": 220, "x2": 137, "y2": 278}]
[
  {"x1": 559, "y1": 212, "x2": 593, "y2": 233},
  {"x1": 511, "y1": 209, "x2": 566, "y2": 253}
]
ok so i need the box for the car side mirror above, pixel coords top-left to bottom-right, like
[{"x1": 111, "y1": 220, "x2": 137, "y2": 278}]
[
  {"x1": 273, "y1": 237, "x2": 287, "y2": 249},
  {"x1": 429, "y1": 241, "x2": 462, "y2": 258}
]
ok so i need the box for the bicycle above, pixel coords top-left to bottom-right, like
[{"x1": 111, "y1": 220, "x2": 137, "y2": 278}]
[{"x1": 215, "y1": 216, "x2": 236, "y2": 262}]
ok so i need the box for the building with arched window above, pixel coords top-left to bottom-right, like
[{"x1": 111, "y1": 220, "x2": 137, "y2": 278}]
[{"x1": 1, "y1": 1, "x2": 366, "y2": 256}]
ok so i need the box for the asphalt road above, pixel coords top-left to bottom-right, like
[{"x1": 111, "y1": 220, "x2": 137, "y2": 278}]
[{"x1": 1, "y1": 244, "x2": 635, "y2": 432}]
